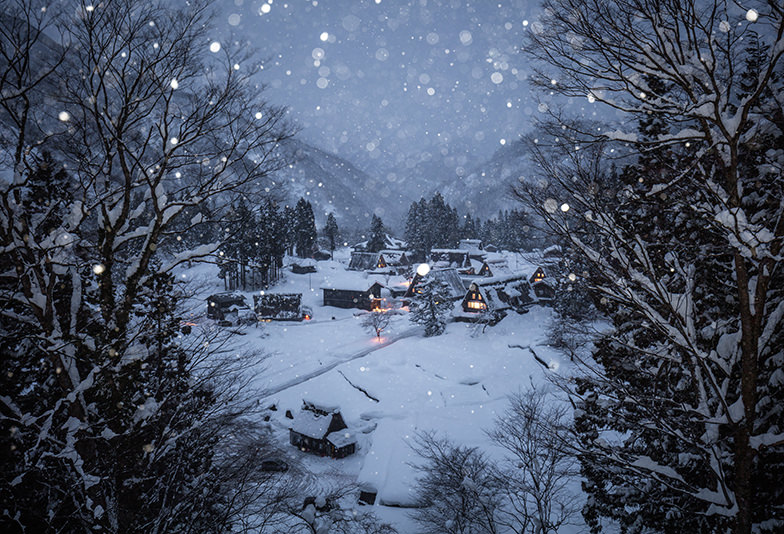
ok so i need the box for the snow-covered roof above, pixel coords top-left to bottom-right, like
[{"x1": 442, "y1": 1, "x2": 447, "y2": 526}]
[
  {"x1": 349, "y1": 252, "x2": 383, "y2": 271},
  {"x1": 431, "y1": 248, "x2": 470, "y2": 254},
  {"x1": 461, "y1": 284, "x2": 510, "y2": 313},
  {"x1": 469, "y1": 258, "x2": 484, "y2": 271},
  {"x1": 458, "y1": 239, "x2": 483, "y2": 251},
  {"x1": 378, "y1": 250, "x2": 409, "y2": 264},
  {"x1": 482, "y1": 259, "x2": 513, "y2": 277},
  {"x1": 320, "y1": 280, "x2": 385, "y2": 292},
  {"x1": 290, "y1": 410, "x2": 333, "y2": 440},
  {"x1": 327, "y1": 430, "x2": 357, "y2": 448},
  {"x1": 302, "y1": 399, "x2": 340, "y2": 414},
  {"x1": 407, "y1": 268, "x2": 466, "y2": 299},
  {"x1": 475, "y1": 272, "x2": 528, "y2": 287}
]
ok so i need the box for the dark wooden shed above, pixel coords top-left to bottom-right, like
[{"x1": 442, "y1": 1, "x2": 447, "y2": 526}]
[{"x1": 322, "y1": 281, "x2": 385, "y2": 310}]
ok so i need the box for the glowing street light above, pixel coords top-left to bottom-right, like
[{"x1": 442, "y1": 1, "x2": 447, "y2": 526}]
[{"x1": 416, "y1": 263, "x2": 431, "y2": 277}]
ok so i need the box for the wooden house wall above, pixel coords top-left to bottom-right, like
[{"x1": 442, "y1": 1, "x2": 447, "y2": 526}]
[
  {"x1": 323, "y1": 283, "x2": 383, "y2": 310},
  {"x1": 462, "y1": 287, "x2": 489, "y2": 312}
]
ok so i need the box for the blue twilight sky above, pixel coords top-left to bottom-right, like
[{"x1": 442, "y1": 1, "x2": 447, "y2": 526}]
[{"x1": 213, "y1": 0, "x2": 548, "y2": 179}]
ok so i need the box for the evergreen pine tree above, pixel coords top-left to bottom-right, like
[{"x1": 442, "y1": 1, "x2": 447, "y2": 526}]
[
  {"x1": 427, "y1": 192, "x2": 455, "y2": 249},
  {"x1": 405, "y1": 199, "x2": 427, "y2": 261},
  {"x1": 409, "y1": 276, "x2": 452, "y2": 337},
  {"x1": 461, "y1": 215, "x2": 477, "y2": 240},
  {"x1": 282, "y1": 205, "x2": 297, "y2": 256},
  {"x1": 366, "y1": 214, "x2": 386, "y2": 252},
  {"x1": 323, "y1": 212, "x2": 339, "y2": 258},
  {"x1": 293, "y1": 198, "x2": 317, "y2": 258},
  {"x1": 257, "y1": 198, "x2": 286, "y2": 285},
  {"x1": 222, "y1": 198, "x2": 256, "y2": 289}
]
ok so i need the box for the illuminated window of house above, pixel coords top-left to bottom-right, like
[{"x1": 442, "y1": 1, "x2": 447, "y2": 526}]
[
  {"x1": 467, "y1": 301, "x2": 486, "y2": 310},
  {"x1": 532, "y1": 268, "x2": 545, "y2": 283}
]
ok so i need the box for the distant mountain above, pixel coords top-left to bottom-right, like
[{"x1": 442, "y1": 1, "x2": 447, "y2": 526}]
[
  {"x1": 270, "y1": 137, "x2": 533, "y2": 234},
  {"x1": 433, "y1": 140, "x2": 530, "y2": 221},
  {"x1": 273, "y1": 139, "x2": 391, "y2": 231}
]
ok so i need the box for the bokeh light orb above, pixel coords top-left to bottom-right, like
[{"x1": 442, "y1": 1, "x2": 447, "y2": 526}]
[{"x1": 416, "y1": 263, "x2": 431, "y2": 276}]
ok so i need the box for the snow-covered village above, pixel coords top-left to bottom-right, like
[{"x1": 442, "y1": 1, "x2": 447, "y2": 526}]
[{"x1": 1, "y1": 1, "x2": 782, "y2": 533}]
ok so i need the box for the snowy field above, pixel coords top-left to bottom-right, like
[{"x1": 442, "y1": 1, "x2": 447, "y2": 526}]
[{"x1": 175, "y1": 249, "x2": 576, "y2": 532}]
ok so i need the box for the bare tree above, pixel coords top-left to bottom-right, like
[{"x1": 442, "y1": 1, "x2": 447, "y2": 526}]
[
  {"x1": 487, "y1": 389, "x2": 580, "y2": 534},
  {"x1": 0, "y1": 0, "x2": 293, "y2": 530},
  {"x1": 410, "y1": 432, "x2": 502, "y2": 534},
  {"x1": 283, "y1": 482, "x2": 398, "y2": 534},
  {"x1": 0, "y1": 0, "x2": 67, "y2": 171},
  {"x1": 361, "y1": 310, "x2": 393, "y2": 339}
]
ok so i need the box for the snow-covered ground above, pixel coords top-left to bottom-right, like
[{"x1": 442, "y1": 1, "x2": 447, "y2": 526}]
[{"x1": 176, "y1": 248, "x2": 576, "y2": 532}]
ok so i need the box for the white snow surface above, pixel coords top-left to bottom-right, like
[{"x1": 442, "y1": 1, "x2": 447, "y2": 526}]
[{"x1": 176, "y1": 248, "x2": 577, "y2": 531}]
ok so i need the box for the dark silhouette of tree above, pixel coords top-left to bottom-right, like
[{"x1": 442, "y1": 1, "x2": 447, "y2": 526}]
[
  {"x1": 366, "y1": 214, "x2": 386, "y2": 252},
  {"x1": 518, "y1": 2, "x2": 784, "y2": 532},
  {"x1": 323, "y1": 212, "x2": 339, "y2": 258}
]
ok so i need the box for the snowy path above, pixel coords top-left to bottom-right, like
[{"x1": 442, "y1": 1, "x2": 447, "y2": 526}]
[{"x1": 259, "y1": 324, "x2": 423, "y2": 398}]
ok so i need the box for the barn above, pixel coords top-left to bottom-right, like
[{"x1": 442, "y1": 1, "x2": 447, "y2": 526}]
[
  {"x1": 454, "y1": 283, "x2": 510, "y2": 325},
  {"x1": 289, "y1": 401, "x2": 356, "y2": 458},
  {"x1": 322, "y1": 281, "x2": 385, "y2": 310}
]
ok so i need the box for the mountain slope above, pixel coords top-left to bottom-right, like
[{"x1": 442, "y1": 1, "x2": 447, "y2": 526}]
[
  {"x1": 435, "y1": 140, "x2": 529, "y2": 220},
  {"x1": 274, "y1": 139, "x2": 386, "y2": 230}
]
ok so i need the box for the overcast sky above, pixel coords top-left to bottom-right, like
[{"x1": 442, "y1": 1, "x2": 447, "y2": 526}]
[{"x1": 215, "y1": 0, "x2": 546, "y2": 178}]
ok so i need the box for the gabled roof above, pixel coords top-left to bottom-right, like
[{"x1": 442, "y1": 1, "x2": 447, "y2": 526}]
[
  {"x1": 458, "y1": 239, "x2": 483, "y2": 251},
  {"x1": 406, "y1": 268, "x2": 466, "y2": 299},
  {"x1": 480, "y1": 258, "x2": 513, "y2": 277},
  {"x1": 349, "y1": 252, "x2": 385, "y2": 271},
  {"x1": 327, "y1": 430, "x2": 357, "y2": 448},
  {"x1": 290, "y1": 401, "x2": 349, "y2": 440},
  {"x1": 290, "y1": 410, "x2": 335, "y2": 440},
  {"x1": 473, "y1": 272, "x2": 528, "y2": 287},
  {"x1": 430, "y1": 249, "x2": 471, "y2": 268},
  {"x1": 378, "y1": 250, "x2": 410, "y2": 265},
  {"x1": 431, "y1": 248, "x2": 470, "y2": 254},
  {"x1": 482, "y1": 286, "x2": 510, "y2": 311}
]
